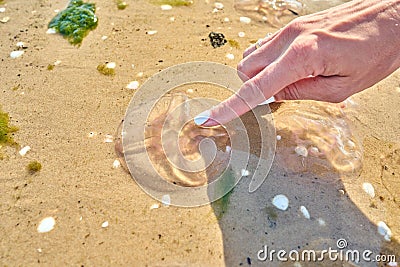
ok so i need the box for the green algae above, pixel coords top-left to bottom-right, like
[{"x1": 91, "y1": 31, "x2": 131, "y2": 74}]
[
  {"x1": 228, "y1": 39, "x2": 240, "y2": 49},
  {"x1": 150, "y1": 0, "x2": 193, "y2": 7},
  {"x1": 27, "y1": 160, "x2": 42, "y2": 174},
  {"x1": 116, "y1": 0, "x2": 128, "y2": 9},
  {"x1": 97, "y1": 63, "x2": 115, "y2": 76},
  {"x1": 47, "y1": 64, "x2": 55, "y2": 70},
  {"x1": 0, "y1": 107, "x2": 18, "y2": 147},
  {"x1": 48, "y1": 0, "x2": 98, "y2": 45}
]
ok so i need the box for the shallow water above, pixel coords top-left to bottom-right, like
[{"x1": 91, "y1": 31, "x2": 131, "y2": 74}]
[{"x1": 234, "y1": 0, "x2": 351, "y2": 26}]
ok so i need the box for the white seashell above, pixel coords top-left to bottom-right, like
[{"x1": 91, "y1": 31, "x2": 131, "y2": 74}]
[
  {"x1": 239, "y1": 16, "x2": 251, "y2": 24},
  {"x1": 169, "y1": 17, "x2": 175, "y2": 22},
  {"x1": 19, "y1": 146, "x2": 31, "y2": 156},
  {"x1": 300, "y1": 206, "x2": 310, "y2": 219},
  {"x1": 0, "y1": 8, "x2": 5, "y2": 13},
  {"x1": 150, "y1": 203, "x2": 160, "y2": 210},
  {"x1": 105, "y1": 62, "x2": 116, "y2": 69},
  {"x1": 0, "y1": 16, "x2": 10, "y2": 23},
  {"x1": 186, "y1": 88, "x2": 194, "y2": 94},
  {"x1": 46, "y1": 28, "x2": 56, "y2": 34},
  {"x1": 54, "y1": 60, "x2": 62, "y2": 66},
  {"x1": 137, "y1": 72, "x2": 144, "y2": 77},
  {"x1": 295, "y1": 145, "x2": 308, "y2": 157},
  {"x1": 37, "y1": 248, "x2": 42, "y2": 253},
  {"x1": 54, "y1": 9, "x2": 60, "y2": 13},
  {"x1": 377, "y1": 221, "x2": 392, "y2": 241},
  {"x1": 317, "y1": 218, "x2": 326, "y2": 226},
  {"x1": 161, "y1": 4, "x2": 172, "y2": 10},
  {"x1": 126, "y1": 81, "x2": 139, "y2": 90},
  {"x1": 16, "y1": 42, "x2": 25, "y2": 48},
  {"x1": 146, "y1": 30, "x2": 157, "y2": 35},
  {"x1": 226, "y1": 146, "x2": 231, "y2": 152},
  {"x1": 224, "y1": 17, "x2": 230, "y2": 22},
  {"x1": 212, "y1": 8, "x2": 219, "y2": 13},
  {"x1": 238, "y1": 31, "x2": 245, "y2": 37},
  {"x1": 362, "y1": 182, "x2": 375, "y2": 198},
  {"x1": 112, "y1": 159, "x2": 121, "y2": 169},
  {"x1": 162, "y1": 194, "x2": 171, "y2": 206},
  {"x1": 272, "y1": 194, "x2": 289, "y2": 211},
  {"x1": 104, "y1": 134, "x2": 113, "y2": 143},
  {"x1": 10, "y1": 50, "x2": 24, "y2": 59},
  {"x1": 226, "y1": 53, "x2": 234, "y2": 60},
  {"x1": 241, "y1": 169, "x2": 250, "y2": 177},
  {"x1": 387, "y1": 261, "x2": 398, "y2": 267},
  {"x1": 37, "y1": 217, "x2": 55, "y2": 233},
  {"x1": 101, "y1": 221, "x2": 109, "y2": 228},
  {"x1": 214, "y1": 2, "x2": 224, "y2": 9},
  {"x1": 276, "y1": 135, "x2": 281, "y2": 141},
  {"x1": 101, "y1": 35, "x2": 108, "y2": 40}
]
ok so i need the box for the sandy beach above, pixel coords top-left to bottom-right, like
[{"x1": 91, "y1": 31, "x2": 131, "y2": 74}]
[{"x1": 1, "y1": 0, "x2": 399, "y2": 266}]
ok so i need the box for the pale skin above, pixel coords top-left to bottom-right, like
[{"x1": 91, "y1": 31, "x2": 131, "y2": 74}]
[{"x1": 196, "y1": 0, "x2": 400, "y2": 127}]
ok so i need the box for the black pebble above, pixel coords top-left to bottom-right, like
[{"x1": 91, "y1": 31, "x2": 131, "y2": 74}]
[{"x1": 208, "y1": 32, "x2": 227, "y2": 48}]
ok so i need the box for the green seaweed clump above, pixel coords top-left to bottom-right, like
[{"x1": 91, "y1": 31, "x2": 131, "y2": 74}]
[
  {"x1": 27, "y1": 160, "x2": 42, "y2": 174},
  {"x1": 150, "y1": 0, "x2": 193, "y2": 7},
  {"x1": 116, "y1": 0, "x2": 128, "y2": 9},
  {"x1": 228, "y1": 39, "x2": 240, "y2": 49},
  {"x1": 97, "y1": 63, "x2": 115, "y2": 76},
  {"x1": 0, "y1": 107, "x2": 18, "y2": 146},
  {"x1": 48, "y1": 0, "x2": 98, "y2": 45},
  {"x1": 47, "y1": 64, "x2": 55, "y2": 70}
]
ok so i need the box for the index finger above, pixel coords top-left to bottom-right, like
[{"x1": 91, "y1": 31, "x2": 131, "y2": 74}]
[{"x1": 195, "y1": 46, "x2": 312, "y2": 127}]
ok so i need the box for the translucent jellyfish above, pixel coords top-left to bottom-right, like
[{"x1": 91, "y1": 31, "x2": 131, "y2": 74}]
[
  {"x1": 234, "y1": 0, "x2": 352, "y2": 27},
  {"x1": 272, "y1": 100, "x2": 362, "y2": 180}
]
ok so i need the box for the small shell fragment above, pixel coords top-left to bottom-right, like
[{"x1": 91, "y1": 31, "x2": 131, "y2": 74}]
[
  {"x1": 137, "y1": 72, "x2": 144, "y2": 77},
  {"x1": 161, "y1": 194, "x2": 171, "y2": 207},
  {"x1": 295, "y1": 145, "x2": 308, "y2": 157},
  {"x1": 272, "y1": 194, "x2": 289, "y2": 211},
  {"x1": 112, "y1": 159, "x2": 121, "y2": 169},
  {"x1": 362, "y1": 182, "x2": 375, "y2": 198},
  {"x1": 104, "y1": 134, "x2": 113, "y2": 143},
  {"x1": 309, "y1": 146, "x2": 319, "y2": 154},
  {"x1": 146, "y1": 30, "x2": 157, "y2": 35},
  {"x1": 16, "y1": 42, "x2": 25, "y2": 48},
  {"x1": 377, "y1": 221, "x2": 392, "y2": 241},
  {"x1": 239, "y1": 16, "x2": 251, "y2": 24},
  {"x1": 46, "y1": 28, "x2": 57, "y2": 34},
  {"x1": 186, "y1": 88, "x2": 194, "y2": 94},
  {"x1": 19, "y1": 146, "x2": 31, "y2": 156},
  {"x1": 317, "y1": 218, "x2": 326, "y2": 226},
  {"x1": 241, "y1": 169, "x2": 250, "y2": 177},
  {"x1": 226, "y1": 53, "x2": 234, "y2": 60},
  {"x1": 10, "y1": 50, "x2": 24, "y2": 59},
  {"x1": 101, "y1": 221, "x2": 109, "y2": 228},
  {"x1": 161, "y1": 4, "x2": 172, "y2": 10},
  {"x1": 214, "y1": 2, "x2": 224, "y2": 9},
  {"x1": 300, "y1": 206, "x2": 310, "y2": 219},
  {"x1": 150, "y1": 203, "x2": 160, "y2": 210},
  {"x1": 238, "y1": 31, "x2": 245, "y2": 37},
  {"x1": 105, "y1": 62, "x2": 116, "y2": 69},
  {"x1": 226, "y1": 146, "x2": 231, "y2": 152},
  {"x1": 0, "y1": 16, "x2": 10, "y2": 23},
  {"x1": 37, "y1": 217, "x2": 56, "y2": 233},
  {"x1": 0, "y1": 8, "x2": 5, "y2": 13},
  {"x1": 276, "y1": 135, "x2": 281, "y2": 141},
  {"x1": 223, "y1": 17, "x2": 230, "y2": 22},
  {"x1": 126, "y1": 81, "x2": 140, "y2": 90},
  {"x1": 101, "y1": 35, "x2": 108, "y2": 40}
]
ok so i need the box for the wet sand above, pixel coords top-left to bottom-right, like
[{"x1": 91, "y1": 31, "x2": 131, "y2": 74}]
[{"x1": 1, "y1": 0, "x2": 399, "y2": 266}]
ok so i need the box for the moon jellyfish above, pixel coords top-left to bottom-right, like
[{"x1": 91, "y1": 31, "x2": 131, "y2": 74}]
[{"x1": 272, "y1": 99, "x2": 362, "y2": 180}]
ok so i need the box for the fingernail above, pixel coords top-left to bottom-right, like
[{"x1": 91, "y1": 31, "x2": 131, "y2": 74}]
[
  {"x1": 194, "y1": 110, "x2": 211, "y2": 126},
  {"x1": 257, "y1": 96, "x2": 276, "y2": 106}
]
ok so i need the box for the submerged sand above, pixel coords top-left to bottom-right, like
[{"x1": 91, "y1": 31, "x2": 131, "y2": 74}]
[{"x1": 1, "y1": 0, "x2": 399, "y2": 266}]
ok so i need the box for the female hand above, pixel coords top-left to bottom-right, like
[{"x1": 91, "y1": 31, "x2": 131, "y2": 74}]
[{"x1": 194, "y1": 0, "x2": 400, "y2": 127}]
